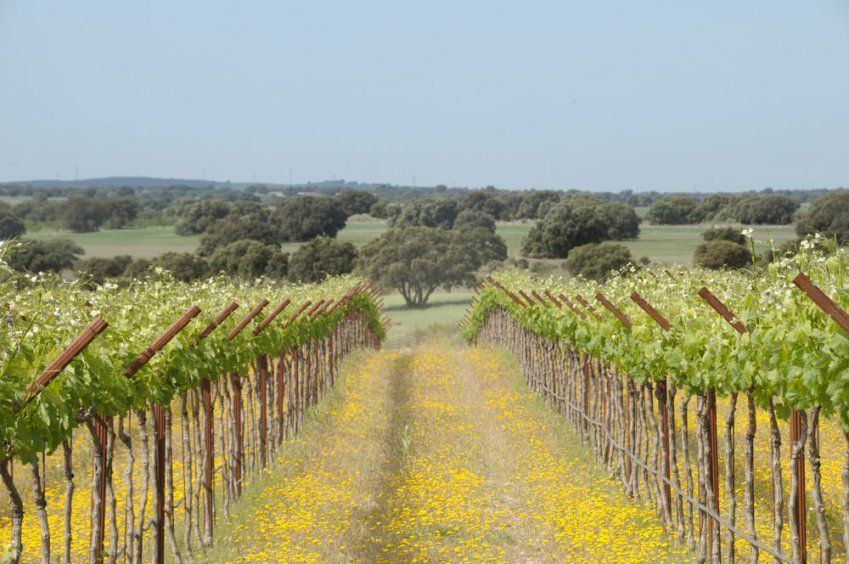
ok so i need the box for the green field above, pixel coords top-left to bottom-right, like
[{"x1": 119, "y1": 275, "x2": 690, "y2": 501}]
[
  {"x1": 27, "y1": 225, "x2": 200, "y2": 258},
  {"x1": 382, "y1": 289, "x2": 474, "y2": 344},
  {"x1": 25, "y1": 218, "x2": 797, "y2": 265},
  {"x1": 622, "y1": 224, "x2": 797, "y2": 263}
]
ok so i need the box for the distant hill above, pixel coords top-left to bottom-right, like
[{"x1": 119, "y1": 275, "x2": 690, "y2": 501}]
[
  {"x1": 0, "y1": 176, "x2": 239, "y2": 189},
  {"x1": 0, "y1": 176, "x2": 394, "y2": 192}
]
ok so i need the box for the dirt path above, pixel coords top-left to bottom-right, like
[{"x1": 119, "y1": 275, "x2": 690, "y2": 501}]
[{"x1": 206, "y1": 338, "x2": 688, "y2": 562}]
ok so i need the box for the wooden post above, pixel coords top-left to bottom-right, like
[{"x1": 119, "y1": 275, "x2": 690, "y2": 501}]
[
  {"x1": 231, "y1": 372, "x2": 243, "y2": 496},
  {"x1": 20, "y1": 317, "x2": 109, "y2": 409},
  {"x1": 698, "y1": 286, "x2": 752, "y2": 560},
  {"x1": 518, "y1": 290, "x2": 537, "y2": 307},
  {"x1": 592, "y1": 293, "x2": 632, "y2": 490},
  {"x1": 253, "y1": 299, "x2": 291, "y2": 336},
  {"x1": 281, "y1": 300, "x2": 313, "y2": 329},
  {"x1": 250, "y1": 299, "x2": 290, "y2": 470},
  {"x1": 575, "y1": 294, "x2": 602, "y2": 321},
  {"x1": 91, "y1": 414, "x2": 110, "y2": 562},
  {"x1": 707, "y1": 388, "x2": 721, "y2": 558},
  {"x1": 656, "y1": 379, "x2": 672, "y2": 522},
  {"x1": 153, "y1": 403, "x2": 166, "y2": 564},
  {"x1": 10, "y1": 317, "x2": 108, "y2": 561},
  {"x1": 558, "y1": 293, "x2": 585, "y2": 319},
  {"x1": 531, "y1": 290, "x2": 550, "y2": 307},
  {"x1": 196, "y1": 301, "x2": 239, "y2": 545},
  {"x1": 787, "y1": 271, "x2": 849, "y2": 564},
  {"x1": 490, "y1": 280, "x2": 526, "y2": 308},
  {"x1": 277, "y1": 354, "x2": 287, "y2": 442},
  {"x1": 198, "y1": 301, "x2": 239, "y2": 340},
  {"x1": 257, "y1": 355, "x2": 268, "y2": 468},
  {"x1": 292, "y1": 350, "x2": 300, "y2": 433},
  {"x1": 792, "y1": 272, "x2": 849, "y2": 332},
  {"x1": 630, "y1": 292, "x2": 673, "y2": 524},
  {"x1": 697, "y1": 287, "x2": 749, "y2": 334},
  {"x1": 200, "y1": 377, "x2": 214, "y2": 543},
  {"x1": 123, "y1": 305, "x2": 201, "y2": 564},
  {"x1": 595, "y1": 293, "x2": 632, "y2": 329},
  {"x1": 223, "y1": 299, "x2": 266, "y2": 499},
  {"x1": 790, "y1": 409, "x2": 807, "y2": 563},
  {"x1": 227, "y1": 300, "x2": 269, "y2": 341},
  {"x1": 544, "y1": 290, "x2": 563, "y2": 309}
]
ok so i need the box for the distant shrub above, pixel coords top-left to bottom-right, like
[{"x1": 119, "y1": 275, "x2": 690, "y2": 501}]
[
  {"x1": 564, "y1": 242, "x2": 633, "y2": 281},
  {"x1": 693, "y1": 240, "x2": 752, "y2": 270},
  {"x1": 702, "y1": 227, "x2": 746, "y2": 245},
  {"x1": 453, "y1": 210, "x2": 496, "y2": 233},
  {"x1": 77, "y1": 255, "x2": 133, "y2": 284},
  {"x1": 209, "y1": 240, "x2": 287, "y2": 280},
  {"x1": 275, "y1": 196, "x2": 348, "y2": 241},
  {"x1": 9, "y1": 239, "x2": 84, "y2": 272},
  {"x1": 335, "y1": 190, "x2": 377, "y2": 216},
  {"x1": 289, "y1": 237, "x2": 357, "y2": 283},
  {"x1": 0, "y1": 211, "x2": 26, "y2": 239},
  {"x1": 646, "y1": 196, "x2": 703, "y2": 225},
  {"x1": 154, "y1": 252, "x2": 210, "y2": 282},
  {"x1": 796, "y1": 192, "x2": 849, "y2": 243},
  {"x1": 732, "y1": 195, "x2": 798, "y2": 225}
]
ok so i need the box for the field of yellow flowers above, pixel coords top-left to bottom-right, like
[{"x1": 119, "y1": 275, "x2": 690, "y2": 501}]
[{"x1": 207, "y1": 338, "x2": 686, "y2": 562}]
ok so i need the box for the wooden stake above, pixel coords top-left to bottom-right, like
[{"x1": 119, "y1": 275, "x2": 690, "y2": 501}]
[{"x1": 595, "y1": 293, "x2": 632, "y2": 329}]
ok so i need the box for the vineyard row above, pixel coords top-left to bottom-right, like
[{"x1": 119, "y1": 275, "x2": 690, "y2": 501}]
[
  {"x1": 0, "y1": 270, "x2": 386, "y2": 563},
  {"x1": 463, "y1": 247, "x2": 849, "y2": 563}
]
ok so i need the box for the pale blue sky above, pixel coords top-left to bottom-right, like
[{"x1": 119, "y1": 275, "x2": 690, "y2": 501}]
[{"x1": 1, "y1": 1, "x2": 847, "y2": 191}]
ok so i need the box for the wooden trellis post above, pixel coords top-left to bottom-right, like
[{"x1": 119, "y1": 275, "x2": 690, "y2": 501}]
[
  {"x1": 706, "y1": 388, "x2": 721, "y2": 559},
  {"x1": 698, "y1": 286, "x2": 753, "y2": 561},
  {"x1": 227, "y1": 300, "x2": 270, "y2": 496},
  {"x1": 594, "y1": 293, "x2": 634, "y2": 488},
  {"x1": 489, "y1": 280, "x2": 526, "y2": 308},
  {"x1": 256, "y1": 352, "x2": 269, "y2": 466},
  {"x1": 544, "y1": 290, "x2": 563, "y2": 309},
  {"x1": 124, "y1": 305, "x2": 202, "y2": 564},
  {"x1": 787, "y1": 272, "x2": 849, "y2": 564},
  {"x1": 576, "y1": 294, "x2": 603, "y2": 321},
  {"x1": 630, "y1": 292, "x2": 673, "y2": 526},
  {"x1": 13, "y1": 318, "x2": 109, "y2": 562},
  {"x1": 531, "y1": 290, "x2": 550, "y2": 307},
  {"x1": 518, "y1": 290, "x2": 537, "y2": 307},
  {"x1": 196, "y1": 300, "x2": 239, "y2": 546},
  {"x1": 18, "y1": 317, "x2": 109, "y2": 409},
  {"x1": 253, "y1": 298, "x2": 291, "y2": 468},
  {"x1": 558, "y1": 293, "x2": 585, "y2": 319},
  {"x1": 595, "y1": 293, "x2": 632, "y2": 329}
]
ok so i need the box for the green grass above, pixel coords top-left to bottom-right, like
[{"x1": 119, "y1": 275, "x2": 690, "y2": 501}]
[
  {"x1": 501, "y1": 222, "x2": 797, "y2": 264},
  {"x1": 337, "y1": 220, "x2": 388, "y2": 246},
  {"x1": 494, "y1": 223, "x2": 533, "y2": 257},
  {"x1": 26, "y1": 225, "x2": 200, "y2": 258},
  {"x1": 382, "y1": 289, "x2": 474, "y2": 344},
  {"x1": 623, "y1": 224, "x2": 797, "y2": 264},
  {"x1": 634, "y1": 206, "x2": 650, "y2": 218},
  {"x1": 23, "y1": 216, "x2": 798, "y2": 266}
]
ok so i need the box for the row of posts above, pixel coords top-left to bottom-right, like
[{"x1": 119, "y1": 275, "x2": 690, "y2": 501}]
[
  {"x1": 462, "y1": 273, "x2": 849, "y2": 563},
  {"x1": 9, "y1": 282, "x2": 387, "y2": 563}
]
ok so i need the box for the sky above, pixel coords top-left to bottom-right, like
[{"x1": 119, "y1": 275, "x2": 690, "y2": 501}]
[{"x1": 1, "y1": 1, "x2": 848, "y2": 192}]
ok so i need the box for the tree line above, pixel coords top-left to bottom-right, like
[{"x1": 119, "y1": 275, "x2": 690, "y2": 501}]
[{"x1": 3, "y1": 185, "x2": 849, "y2": 307}]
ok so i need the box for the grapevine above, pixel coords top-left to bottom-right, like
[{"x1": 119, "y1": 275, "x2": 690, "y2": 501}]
[
  {"x1": 464, "y1": 235, "x2": 849, "y2": 562},
  {"x1": 0, "y1": 242, "x2": 385, "y2": 562}
]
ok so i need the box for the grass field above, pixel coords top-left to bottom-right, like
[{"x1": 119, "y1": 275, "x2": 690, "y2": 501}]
[
  {"x1": 622, "y1": 223, "x2": 797, "y2": 263},
  {"x1": 382, "y1": 289, "x2": 474, "y2": 345},
  {"x1": 25, "y1": 217, "x2": 798, "y2": 265},
  {"x1": 27, "y1": 225, "x2": 200, "y2": 258}
]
